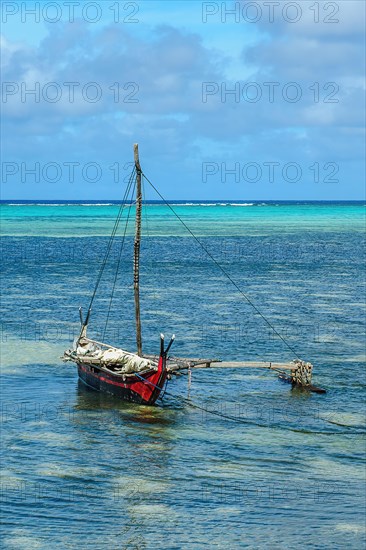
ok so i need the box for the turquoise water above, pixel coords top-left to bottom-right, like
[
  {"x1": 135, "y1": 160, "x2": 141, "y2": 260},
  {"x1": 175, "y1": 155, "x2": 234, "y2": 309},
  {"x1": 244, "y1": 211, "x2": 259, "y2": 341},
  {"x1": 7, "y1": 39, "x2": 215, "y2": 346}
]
[
  {"x1": 1, "y1": 202, "x2": 364, "y2": 236},
  {"x1": 1, "y1": 202, "x2": 365, "y2": 549}
]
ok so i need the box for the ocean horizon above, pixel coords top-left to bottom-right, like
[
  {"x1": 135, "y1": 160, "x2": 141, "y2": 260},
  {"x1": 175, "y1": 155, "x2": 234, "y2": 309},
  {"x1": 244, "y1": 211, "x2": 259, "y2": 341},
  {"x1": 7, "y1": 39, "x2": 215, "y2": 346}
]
[{"x1": 1, "y1": 199, "x2": 365, "y2": 205}]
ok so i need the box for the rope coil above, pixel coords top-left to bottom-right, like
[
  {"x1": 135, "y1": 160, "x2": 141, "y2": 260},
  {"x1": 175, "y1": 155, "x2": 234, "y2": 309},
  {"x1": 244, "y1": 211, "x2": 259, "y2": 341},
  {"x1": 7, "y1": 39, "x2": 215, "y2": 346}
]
[{"x1": 291, "y1": 360, "x2": 313, "y2": 387}]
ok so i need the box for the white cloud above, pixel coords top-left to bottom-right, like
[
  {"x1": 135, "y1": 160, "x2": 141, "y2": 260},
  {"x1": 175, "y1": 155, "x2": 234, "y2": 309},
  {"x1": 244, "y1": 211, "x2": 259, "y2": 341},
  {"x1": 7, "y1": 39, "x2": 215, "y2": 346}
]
[{"x1": 1, "y1": 3, "x2": 364, "y2": 199}]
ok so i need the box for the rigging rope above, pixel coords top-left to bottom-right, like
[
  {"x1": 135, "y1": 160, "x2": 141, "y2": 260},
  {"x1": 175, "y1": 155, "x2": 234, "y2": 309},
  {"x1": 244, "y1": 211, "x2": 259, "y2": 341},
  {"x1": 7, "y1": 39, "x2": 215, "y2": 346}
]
[
  {"x1": 83, "y1": 164, "x2": 302, "y2": 361},
  {"x1": 102, "y1": 180, "x2": 136, "y2": 340},
  {"x1": 142, "y1": 171, "x2": 300, "y2": 360},
  {"x1": 84, "y1": 167, "x2": 136, "y2": 327}
]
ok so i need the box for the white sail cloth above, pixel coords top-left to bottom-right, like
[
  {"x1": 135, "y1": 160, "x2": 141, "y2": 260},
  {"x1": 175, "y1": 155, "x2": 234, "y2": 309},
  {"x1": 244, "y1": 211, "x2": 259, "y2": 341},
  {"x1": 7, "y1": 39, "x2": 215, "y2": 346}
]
[{"x1": 75, "y1": 340, "x2": 152, "y2": 373}]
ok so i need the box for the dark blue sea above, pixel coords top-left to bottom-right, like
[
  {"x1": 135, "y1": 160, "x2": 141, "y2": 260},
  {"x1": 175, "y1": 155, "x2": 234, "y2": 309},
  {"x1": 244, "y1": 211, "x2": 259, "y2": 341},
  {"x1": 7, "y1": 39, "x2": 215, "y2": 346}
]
[{"x1": 1, "y1": 201, "x2": 365, "y2": 549}]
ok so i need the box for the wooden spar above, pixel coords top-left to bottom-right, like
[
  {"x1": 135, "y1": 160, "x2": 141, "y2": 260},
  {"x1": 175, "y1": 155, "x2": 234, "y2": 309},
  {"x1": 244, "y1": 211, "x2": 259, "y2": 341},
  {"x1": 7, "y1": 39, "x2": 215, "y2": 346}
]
[
  {"x1": 192, "y1": 361, "x2": 296, "y2": 371},
  {"x1": 166, "y1": 361, "x2": 298, "y2": 373},
  {"x1": 142, "y1": 353, "x2": 301, "y2": 372},
  {"x1": 143, "y1": 353, "x2": 220, "y2": 366},
  {"x1": 133, "y1": 143, "x2": 143, "y2": 356}
]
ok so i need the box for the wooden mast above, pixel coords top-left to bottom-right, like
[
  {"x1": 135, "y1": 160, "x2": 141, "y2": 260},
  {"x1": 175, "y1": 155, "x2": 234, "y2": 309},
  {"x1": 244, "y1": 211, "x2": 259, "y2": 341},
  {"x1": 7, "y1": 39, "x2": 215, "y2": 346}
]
[{"x1": 133, "y1": 143, "x2": 142, "y2": 356}]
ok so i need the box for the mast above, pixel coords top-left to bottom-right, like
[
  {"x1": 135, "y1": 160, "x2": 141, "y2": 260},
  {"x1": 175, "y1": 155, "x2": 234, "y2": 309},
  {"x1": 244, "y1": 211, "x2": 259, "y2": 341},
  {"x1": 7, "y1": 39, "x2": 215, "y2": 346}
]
[{"x1": 133, "y1": 143, "x2": 143, "y2": 356}]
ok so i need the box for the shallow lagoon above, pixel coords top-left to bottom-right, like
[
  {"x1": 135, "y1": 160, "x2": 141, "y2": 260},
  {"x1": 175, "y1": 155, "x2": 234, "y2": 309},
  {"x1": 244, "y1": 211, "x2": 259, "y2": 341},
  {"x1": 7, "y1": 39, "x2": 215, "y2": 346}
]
[{"x1": 1, "y1": 202, "x2": 365, "y2": 549}]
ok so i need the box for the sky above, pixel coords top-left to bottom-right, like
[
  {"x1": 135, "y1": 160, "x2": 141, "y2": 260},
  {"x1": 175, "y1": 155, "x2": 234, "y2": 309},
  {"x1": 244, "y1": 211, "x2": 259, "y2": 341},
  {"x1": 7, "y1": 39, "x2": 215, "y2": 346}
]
[{"x1": 1, "y1": 0, "x2": 365, "y2": 200}]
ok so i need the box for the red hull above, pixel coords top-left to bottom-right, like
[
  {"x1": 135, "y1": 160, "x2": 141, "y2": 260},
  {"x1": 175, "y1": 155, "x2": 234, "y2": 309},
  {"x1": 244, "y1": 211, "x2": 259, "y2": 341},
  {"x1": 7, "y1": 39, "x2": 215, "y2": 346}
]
[{"x1": 77, "y1": 356, "x2": 167, "y2": 405}]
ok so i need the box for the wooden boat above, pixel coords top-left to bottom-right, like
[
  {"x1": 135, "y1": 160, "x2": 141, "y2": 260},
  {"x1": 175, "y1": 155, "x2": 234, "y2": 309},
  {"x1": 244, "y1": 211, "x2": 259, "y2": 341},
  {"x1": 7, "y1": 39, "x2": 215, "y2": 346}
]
[
  {"x1": 63, "y1": 144, "x2": 219, "y2": 404},
  {"x1": 63, "y1": 144, "x2": 325, "y2": 402},
  {"x1": 71, "y1": 337, "x2": 169, "y2": 405}
]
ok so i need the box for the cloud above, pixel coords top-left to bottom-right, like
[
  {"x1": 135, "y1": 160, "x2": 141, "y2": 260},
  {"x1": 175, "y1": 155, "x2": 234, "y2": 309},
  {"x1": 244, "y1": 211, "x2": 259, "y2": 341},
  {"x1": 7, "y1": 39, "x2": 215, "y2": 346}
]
[{"x1": 1, "y1": 3, "x2": 364, "y2": 199}]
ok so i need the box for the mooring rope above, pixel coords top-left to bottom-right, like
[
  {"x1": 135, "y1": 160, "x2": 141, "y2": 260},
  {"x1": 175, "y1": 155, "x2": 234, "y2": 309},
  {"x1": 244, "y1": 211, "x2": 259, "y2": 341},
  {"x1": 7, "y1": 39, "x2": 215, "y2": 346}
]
[
  {"x1": 142, "y1": 172, "x2": 300, "y2": 360},
  {"x1": 134, "y1": 374, "x2": 364, "y2": 435}
]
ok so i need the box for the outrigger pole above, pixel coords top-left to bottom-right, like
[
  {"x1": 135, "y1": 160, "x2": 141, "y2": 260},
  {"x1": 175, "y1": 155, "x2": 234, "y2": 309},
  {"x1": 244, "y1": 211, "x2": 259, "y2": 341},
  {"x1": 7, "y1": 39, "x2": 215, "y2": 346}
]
[
  {"x1": 141, "y1": 351, "x2": 325, "y2": 393},
  {"x1": 133, "y1": 143, "x2": 143, "y2": 356},
  {"x1": 166, "y1": 360, "x2": 325, "y2": 393}
]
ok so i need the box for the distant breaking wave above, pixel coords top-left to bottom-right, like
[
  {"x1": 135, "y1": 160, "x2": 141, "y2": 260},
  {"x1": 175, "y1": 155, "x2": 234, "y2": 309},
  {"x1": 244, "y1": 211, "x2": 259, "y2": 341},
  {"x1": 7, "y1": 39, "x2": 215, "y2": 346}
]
[
  {"x1": 4, "y1": 201, "x2": 262, "y2": 207},
  {"x1": 2, "y1": 201, "x2": 362, "y2": 207},
  {"x1": 4, "y1": 203, "x2": 116, "y2": 207},
  {"x1": 170, "y1": 202, "x2": 256, "y2": 207}
]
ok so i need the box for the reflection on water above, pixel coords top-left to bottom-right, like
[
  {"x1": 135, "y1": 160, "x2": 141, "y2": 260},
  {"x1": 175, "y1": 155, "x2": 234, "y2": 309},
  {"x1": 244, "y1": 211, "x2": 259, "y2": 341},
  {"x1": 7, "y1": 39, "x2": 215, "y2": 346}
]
[{"x1": 76, "y1": 380, "x2": 178, "y2": 426}]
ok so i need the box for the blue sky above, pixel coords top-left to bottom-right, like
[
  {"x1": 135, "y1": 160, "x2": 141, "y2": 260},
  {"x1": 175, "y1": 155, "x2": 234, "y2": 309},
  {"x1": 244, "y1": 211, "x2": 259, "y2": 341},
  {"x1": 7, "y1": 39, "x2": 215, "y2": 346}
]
[{"x1": 1, "y1": 0, "x2": 365, "y2": 199}]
